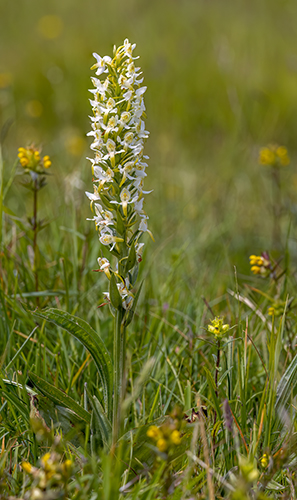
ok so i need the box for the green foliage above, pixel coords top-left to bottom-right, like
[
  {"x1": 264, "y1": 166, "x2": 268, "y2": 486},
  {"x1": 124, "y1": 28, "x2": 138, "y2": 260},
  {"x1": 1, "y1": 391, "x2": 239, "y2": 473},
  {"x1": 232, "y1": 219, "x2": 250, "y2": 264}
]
[
  {"x1": 2, "y1": 1, "x2": 297, "y2": 498},
  {"x1": 33, "y1": 308, "x2": 113, "y2": 417}
]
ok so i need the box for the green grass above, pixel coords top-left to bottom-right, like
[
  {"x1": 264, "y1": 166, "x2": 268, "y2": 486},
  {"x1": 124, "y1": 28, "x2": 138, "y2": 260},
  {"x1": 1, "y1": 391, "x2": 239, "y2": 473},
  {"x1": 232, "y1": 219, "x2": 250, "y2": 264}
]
[{"x1": 1, "y1": 0, "x2": 297, "y2": 498}]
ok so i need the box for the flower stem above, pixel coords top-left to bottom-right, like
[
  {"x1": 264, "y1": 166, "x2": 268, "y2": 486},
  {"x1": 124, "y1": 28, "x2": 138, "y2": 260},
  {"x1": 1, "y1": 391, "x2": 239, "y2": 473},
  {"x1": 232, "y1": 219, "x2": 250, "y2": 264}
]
[
  {"x1": 112, "y1": 307, "x2": 125, "y2": 445},
  {"x1": 33, "y1": 179, "x2": 39, "y2": 306},
  {"x1": 213, "y1": 339, "x2": 221, "y2": 446},
  {"x1": 215, "y1": 340, "x2": 221, "y2": 397}
]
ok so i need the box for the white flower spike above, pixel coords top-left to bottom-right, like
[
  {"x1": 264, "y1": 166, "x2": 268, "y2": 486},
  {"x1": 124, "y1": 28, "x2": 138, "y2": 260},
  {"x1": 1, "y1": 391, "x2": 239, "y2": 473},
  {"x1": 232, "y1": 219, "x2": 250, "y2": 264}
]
[{"x1": 86, "y1": 39, "x2": 152, "y2": 309}]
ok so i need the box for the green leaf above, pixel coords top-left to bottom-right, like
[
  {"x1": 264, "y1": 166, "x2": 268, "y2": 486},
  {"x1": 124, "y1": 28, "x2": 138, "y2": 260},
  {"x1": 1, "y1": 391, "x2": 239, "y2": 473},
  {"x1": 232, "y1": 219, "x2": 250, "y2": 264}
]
[
  {"x1": 203, "y1": 366, "x2": 222, "y2": 419},
  {"x1": 99, "y1": 193, "x2": 114, "y2": 210},
  {"x1": 0, "y1": 385, "x2": 30, "y2": 423},
  {"x1": 33, "y1": 308, "x2": 113, "y2": 417},
  {"x1": 275, "y1": 352, "x2": 297, "y2": 414},
  {"x1": 125, "y1": 242, "x2": 136, "y2": 273},
  {"x1": 110, "y1": 274, "x2": 122, "y2": 310},
  {"x1": 116, "y1": 209, "x2": 125, "y2": 235},
  {"x1": 88, "y1": 393, "x2": 111, "y2": 450},
  {"x1": 124, "y1": 280, "x2": 143, "y2": 327},
  {"x1": 28, "y1": 372, "x2": 91, "y2": 424}
]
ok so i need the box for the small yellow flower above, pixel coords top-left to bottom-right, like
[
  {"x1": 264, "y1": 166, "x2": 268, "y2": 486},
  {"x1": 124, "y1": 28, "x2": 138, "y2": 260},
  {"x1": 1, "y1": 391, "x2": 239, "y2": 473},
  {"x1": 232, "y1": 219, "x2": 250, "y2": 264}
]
[
  {"x1": 268, "y1": 300, "x2": 285, "y2": 317},
  {"x1": 62, "y1": 459, "x2": 73, "y2": 475},
  {"x1": 260, "y1": 453, "x2": 269, "y2": 468},
  {"x1": 170, "y1": 429, "x2": 181, "y2": 445},
  {"x1": 259, "y1": 144, "x2": 290, "y2": 167},
  {"x1": 43, "y1": 155, "x2": 52, "y2": 168},
  {"x1": 147, "y1": 425, "x2": 161, "y2": 440},
  {"x1": 207, "y1": 317, "x2": 229, "y2": 338},
  {"x1": 249, "y1": 255, "x2": 263, "y2": 266},
  {"x1": 18, "y1": 146, "x2": 40, "y2": 172},
  {"x1": 249, "y1": 253, "x2": 271, "y2": 277},
  {"x1": 156, "y1": 438, "x2": 167, "y2": 452},
  {"x1": 41, "y1": 452, "x2": 51, "y2": 466},
  {"x1": 276, "y1": 146, "x2": 290, "y2": 166},
  {"x1": 259, "y1": 147, "x2": 275, "y2": 166},
  {"x1": 22, "y1": 461, "x2": 33, "y2": 474},
  {"x1": 18, "y1": 146, "x2": 51, "y2": 173}
]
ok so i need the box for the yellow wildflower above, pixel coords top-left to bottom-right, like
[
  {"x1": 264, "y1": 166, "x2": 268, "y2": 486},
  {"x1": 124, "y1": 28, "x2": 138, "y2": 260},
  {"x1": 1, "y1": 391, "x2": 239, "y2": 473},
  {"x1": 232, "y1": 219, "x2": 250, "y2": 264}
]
[
  {"x1": 276, "y1": 146, "x2": 290, "y2": 166},
  {"x1": 170, "y1": 429, "x2": 181, "y2": 445},
  {"x1": 43, "y1": 155, "x2": 52, "y2": 168},
  {"x1": 249, "y1": 253, "x2": 271, "y2": 277},
  {"x1": 22, "y1": 461, "x2": 33, "y2": 474},
  {"x1": 259, "y1": 147, "x2": 275, "y2": 166},
  {"x1": 156, "y1": 438, "x2": 167, "y2": 452},
  {"x1": 207, "y1": 317, "x2": 229, "y2": 338},
  {"x1": 147, "y1": 425, "x2": 161, "y2": 440},
  {"x1": 18, "y1": 146, "x2": 52, "y2": 174},
  {"x1": 259, "y1": 144, "x2": 290, "y2": 167},
  {"x1": 260, "y1": 453, "x2": 269, "y2": 468}
]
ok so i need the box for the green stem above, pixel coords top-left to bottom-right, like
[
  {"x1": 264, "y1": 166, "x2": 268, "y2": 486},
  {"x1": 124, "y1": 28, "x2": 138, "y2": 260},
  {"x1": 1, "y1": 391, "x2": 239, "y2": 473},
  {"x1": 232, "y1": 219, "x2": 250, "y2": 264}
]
[
  {"x1": 33, "y1": 179, "x2": 39, "y2": 306},
  {"x1": 213, "y1": 339, "x2": 221, "y2": 448},
  {"x1": 112, "y1": 229, "x2": 128, "y2": 445},
  {"x1": 112, "y1": 308, "x2": 125, "y2": 445}
]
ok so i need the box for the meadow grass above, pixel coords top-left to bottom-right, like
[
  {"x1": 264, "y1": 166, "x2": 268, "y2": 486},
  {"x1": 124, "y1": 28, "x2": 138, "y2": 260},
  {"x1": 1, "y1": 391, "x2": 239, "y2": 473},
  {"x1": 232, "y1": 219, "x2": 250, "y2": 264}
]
[{"x1": 1, "y1": 1, "x2": 297, "y2": 498}]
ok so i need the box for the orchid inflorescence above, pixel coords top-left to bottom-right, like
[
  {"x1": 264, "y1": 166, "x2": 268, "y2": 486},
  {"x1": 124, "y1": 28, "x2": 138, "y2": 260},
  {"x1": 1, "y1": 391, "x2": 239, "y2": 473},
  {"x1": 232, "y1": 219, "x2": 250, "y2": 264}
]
[{"x1": 86, "y1": 39, "x2": 152, "y2": 311}]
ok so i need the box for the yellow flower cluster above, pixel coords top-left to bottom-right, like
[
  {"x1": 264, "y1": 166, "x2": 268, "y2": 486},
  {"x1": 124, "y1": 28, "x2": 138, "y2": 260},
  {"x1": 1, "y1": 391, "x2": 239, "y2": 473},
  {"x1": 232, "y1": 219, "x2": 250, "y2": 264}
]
[
  {"x1": 147, "y1": 424, "x2": 182, "y2": 454},
  {"x1": 22, "y1": 451, "x2": 73, "y2": 498},
  {"x1": 259, "y1": 144, "x2": 290, "y2": 167},
  {"x1": 207, "y1": 317, "x2": 229, "y2": 338},
  {"x1": 249, "y1": 254, "x2": 270, "y2": 277},
  {"x1": 18, "y1": 146, "x2": 51, "y2": 173},
  {"x1": 268, "y1": 300, "x2": 285, "y2": 317}
]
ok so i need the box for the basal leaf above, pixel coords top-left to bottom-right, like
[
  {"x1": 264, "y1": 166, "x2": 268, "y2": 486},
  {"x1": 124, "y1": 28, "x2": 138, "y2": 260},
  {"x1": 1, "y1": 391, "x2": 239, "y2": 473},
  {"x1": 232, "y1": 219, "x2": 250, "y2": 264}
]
[
  {"x1": 33, "y1": 308, "x2": 113, "y2": 417},
  {"x1": 29, "y1": 372, "x2": 91, "y2": 424}
]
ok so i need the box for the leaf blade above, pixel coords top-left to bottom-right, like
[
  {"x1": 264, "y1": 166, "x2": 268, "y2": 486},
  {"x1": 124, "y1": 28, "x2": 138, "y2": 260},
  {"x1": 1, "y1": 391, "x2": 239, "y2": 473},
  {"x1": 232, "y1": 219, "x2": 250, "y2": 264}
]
[
  {"x1": 33, "y1": 308, "x2": 113, "y2": 417},
  {"x1": 28, "y1": 372, "x2": 91, "y2": 424}
]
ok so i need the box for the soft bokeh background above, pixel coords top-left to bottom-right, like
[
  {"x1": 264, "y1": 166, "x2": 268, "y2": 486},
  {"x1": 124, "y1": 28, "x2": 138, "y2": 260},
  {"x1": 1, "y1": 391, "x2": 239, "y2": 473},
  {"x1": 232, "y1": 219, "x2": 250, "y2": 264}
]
[{"x1": 1, "y1": 0, "x2": 297, "y2": 309}]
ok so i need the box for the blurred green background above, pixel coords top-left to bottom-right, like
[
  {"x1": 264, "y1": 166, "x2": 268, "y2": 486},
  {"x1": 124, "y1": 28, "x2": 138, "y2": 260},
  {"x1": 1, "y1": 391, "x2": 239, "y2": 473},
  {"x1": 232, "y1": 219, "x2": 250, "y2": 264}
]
[{"x1": 1, "y1": 0, "x2": 297, "y2": 305}]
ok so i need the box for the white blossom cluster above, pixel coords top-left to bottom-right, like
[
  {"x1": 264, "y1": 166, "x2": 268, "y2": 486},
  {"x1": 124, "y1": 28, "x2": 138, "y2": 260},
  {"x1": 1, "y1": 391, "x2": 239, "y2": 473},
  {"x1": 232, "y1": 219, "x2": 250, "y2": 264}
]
[{"x1": 86, "y1": 39, "x2": 152, "y2": 309}]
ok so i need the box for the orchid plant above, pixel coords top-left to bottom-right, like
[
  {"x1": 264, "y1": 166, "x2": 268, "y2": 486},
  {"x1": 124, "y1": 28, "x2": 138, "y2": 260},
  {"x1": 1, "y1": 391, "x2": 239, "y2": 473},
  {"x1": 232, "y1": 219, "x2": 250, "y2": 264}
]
[{"x1": 86, "y1": 39, "x2": 152, "y2": 441}]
